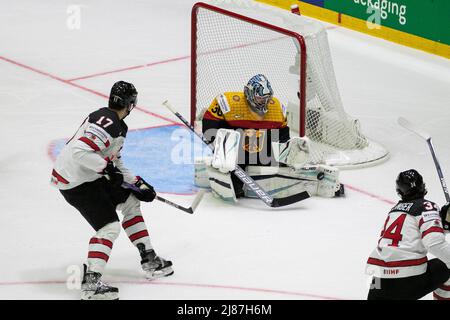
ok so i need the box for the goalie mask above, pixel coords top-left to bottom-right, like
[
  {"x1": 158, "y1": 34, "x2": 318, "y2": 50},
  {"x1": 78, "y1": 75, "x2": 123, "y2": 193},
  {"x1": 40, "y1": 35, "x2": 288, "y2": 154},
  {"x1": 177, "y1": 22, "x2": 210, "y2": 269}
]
[
  {"x1": 396, "y1": 169, "x2": 427, "y2": 200},
  {"x1": 109, "y1": 81, "x2": 138, "y2": 115},
  {"x1": 244, "y1": 74, "x2": 273, "y2": 116}
]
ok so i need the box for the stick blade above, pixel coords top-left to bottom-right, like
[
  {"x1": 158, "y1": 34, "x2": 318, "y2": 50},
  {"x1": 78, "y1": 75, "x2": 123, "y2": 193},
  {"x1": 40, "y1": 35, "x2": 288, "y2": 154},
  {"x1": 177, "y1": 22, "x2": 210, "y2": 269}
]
[
  {"x1": 398, "y1": 117, "x2": 431, "y2": 140},
  {"x1": 189, "y1": 189, "x2": 206, "y2": 214},
  {"x1": 162, "y1": 100, "x2": 176, "y2": 113},
  {"x1": 270, "y1": 191, "x2": 310, "y2": 208}
]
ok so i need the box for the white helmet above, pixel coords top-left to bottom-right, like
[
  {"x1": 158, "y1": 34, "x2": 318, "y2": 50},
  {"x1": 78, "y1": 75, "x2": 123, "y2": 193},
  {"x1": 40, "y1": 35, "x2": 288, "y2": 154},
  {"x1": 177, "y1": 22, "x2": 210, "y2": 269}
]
[{"x1": 244, "y1": 74, "x2": 273, "y2": 115}]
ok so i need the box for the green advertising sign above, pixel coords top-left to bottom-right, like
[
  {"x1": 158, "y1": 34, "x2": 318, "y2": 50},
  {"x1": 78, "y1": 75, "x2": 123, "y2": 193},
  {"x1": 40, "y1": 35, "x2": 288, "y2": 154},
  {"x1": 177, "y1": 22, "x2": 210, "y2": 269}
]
[{"x1": 324, "y1": 0, "x2": 450, "y2": 45}]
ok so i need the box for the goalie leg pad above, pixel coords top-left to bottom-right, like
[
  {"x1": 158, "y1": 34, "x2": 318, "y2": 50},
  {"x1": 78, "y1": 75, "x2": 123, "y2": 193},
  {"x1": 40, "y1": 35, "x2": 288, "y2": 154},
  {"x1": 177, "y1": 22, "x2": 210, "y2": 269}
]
[
  {"x1": 245, "y1": 165, "x2": 342, "y2": 198},
  {"x1": 206, "y1": 165, "x2": 237, "y2": 203},
  {"x1": 298, "y1": 165, "x2": 343, "y2": 198},
  {"x1": 194, "y1": 157, "x2": 211, "y2": 188},
  {"x1": 211, "y1": 129, "x2": 241, "y2": 173},
  {"x1": 244, "y1": 166, "x2": 318, "y2": 199}
]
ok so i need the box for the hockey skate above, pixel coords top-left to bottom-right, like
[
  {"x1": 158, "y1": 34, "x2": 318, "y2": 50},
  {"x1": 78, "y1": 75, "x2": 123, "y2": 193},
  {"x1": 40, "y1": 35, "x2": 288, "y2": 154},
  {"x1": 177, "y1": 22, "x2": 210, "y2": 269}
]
[
  {"x1": 137, "y1": 244, "x2": 174, "y2": 280},
  {"x1": 335, "y1": 183, "x2": 345, "y2": 197},
  {"x1": 81, "y1": 264, "x2": 119, "y2": 300}
]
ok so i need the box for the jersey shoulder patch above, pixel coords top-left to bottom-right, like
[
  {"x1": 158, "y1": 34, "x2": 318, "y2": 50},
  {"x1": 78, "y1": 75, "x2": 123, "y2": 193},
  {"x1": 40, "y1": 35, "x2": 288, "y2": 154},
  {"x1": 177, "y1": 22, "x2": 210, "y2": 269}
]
[
  {"x1": 217, "y1": 94, "x2": 231, "y2": 115},
  {"x1": 281, "y1": 103, "x2": 287, "y2": 118},
  {"x1": 88, "y1": 108, "x2": 126, "y2": 138},
  {"x1": 421, "y1": 210, "x2": 442, "y2": 224}
]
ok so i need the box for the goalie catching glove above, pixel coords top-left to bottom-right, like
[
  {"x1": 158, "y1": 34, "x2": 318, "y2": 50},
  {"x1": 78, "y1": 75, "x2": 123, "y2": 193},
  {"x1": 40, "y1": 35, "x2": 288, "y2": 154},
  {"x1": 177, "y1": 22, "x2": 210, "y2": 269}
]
[
  {"x1": 130, "y1": 176, "x2": 156, "y2": 202},
  {"x1": 272, "y1": 136, "x2": 310, "y2": 168}
]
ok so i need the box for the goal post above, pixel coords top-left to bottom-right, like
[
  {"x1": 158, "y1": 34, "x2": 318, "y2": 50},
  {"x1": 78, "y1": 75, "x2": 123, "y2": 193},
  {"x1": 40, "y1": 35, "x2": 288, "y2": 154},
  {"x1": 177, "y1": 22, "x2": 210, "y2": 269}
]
[
  {"x1": 190, "y1": 0, "x2": 389, "y2": 168},
  {"x1": 191, "y1": 1, "x2": 307, "y2": 137}
]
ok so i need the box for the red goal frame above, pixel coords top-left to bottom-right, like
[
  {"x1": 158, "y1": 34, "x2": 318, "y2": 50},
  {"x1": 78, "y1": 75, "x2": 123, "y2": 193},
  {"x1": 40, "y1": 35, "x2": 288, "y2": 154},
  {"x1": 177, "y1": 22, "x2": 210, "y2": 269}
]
[{"x1": 190, "y1": 2, "x2": 307, "y2": 136}]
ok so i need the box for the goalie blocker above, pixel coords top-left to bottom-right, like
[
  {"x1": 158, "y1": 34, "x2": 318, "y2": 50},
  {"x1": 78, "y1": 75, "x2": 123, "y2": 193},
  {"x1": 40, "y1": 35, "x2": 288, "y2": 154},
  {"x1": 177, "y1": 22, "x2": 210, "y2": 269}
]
[{"x1": 196, "y1": 129, "x2": 344, "y2": 202}]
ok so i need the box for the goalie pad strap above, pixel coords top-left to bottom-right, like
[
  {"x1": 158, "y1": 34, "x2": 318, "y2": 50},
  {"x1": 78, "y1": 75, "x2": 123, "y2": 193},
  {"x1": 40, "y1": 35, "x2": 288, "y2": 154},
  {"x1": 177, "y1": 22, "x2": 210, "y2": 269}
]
[
  {"x1": 252, "y1": 174, "x2": 309, "y2": 182},
  {"x1": 207, "y1": 166, "x2": 237, "y2": 203},
  {"x1": 209, "y1": 177, "x2": 232, "y2": 189}
]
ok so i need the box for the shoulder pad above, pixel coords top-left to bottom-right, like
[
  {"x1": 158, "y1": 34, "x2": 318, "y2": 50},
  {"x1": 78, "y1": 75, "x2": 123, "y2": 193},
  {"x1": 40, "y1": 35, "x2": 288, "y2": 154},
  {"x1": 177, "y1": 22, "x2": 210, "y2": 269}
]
[{"x1": 88, "y1": 108, "x2": 126, "y2": 138}]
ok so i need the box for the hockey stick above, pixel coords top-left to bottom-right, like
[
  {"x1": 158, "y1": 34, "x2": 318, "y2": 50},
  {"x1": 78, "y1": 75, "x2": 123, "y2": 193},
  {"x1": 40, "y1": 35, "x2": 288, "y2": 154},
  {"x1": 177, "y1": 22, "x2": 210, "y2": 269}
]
[
  {"x1": 398, "y1": 117, "x2": 450, "y2": 202},
  {"x1": 162, "y1": 100, "x2": 310, "y2": 208},
  {"x1": 122, "y1": 182, "x2": 205, "y2": 214}
]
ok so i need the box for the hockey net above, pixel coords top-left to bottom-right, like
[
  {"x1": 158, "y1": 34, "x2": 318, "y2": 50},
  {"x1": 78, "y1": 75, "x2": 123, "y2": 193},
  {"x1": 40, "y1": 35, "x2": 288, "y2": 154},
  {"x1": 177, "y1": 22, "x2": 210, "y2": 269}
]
[{"x1": 191, "y1": 0, "x2": 389, "y2": 168}]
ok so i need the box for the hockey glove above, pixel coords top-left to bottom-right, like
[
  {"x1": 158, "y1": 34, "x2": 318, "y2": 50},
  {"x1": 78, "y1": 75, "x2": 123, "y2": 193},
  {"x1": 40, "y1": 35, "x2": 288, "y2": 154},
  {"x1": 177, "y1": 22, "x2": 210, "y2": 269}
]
[
  {"x1": 102, "y1": 160, "x2": 124, "y2": 187},
  {"x1": 132, "y1": 176, "x2": 156, "y2": 202},
  {"x1": 440, "y1": 203, "x2": 450, "y2": 231}
]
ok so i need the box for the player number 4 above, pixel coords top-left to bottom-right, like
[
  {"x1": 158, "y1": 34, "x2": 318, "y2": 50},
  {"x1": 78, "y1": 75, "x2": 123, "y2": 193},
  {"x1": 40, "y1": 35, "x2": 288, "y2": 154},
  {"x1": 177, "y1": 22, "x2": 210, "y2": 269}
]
[
  {"x1": 380, "y1": 214, "x2": 407, "y2": 247},
  {"x1": 96, "y1": 116, "x2": 113, "y2": 128}
]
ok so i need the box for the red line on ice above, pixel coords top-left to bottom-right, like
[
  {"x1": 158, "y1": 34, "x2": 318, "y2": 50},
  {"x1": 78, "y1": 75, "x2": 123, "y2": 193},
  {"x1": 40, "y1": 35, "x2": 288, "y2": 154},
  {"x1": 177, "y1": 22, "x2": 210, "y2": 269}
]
[
  {"x1": 67, "y1": 55, "x2": 190, "y2": 82},
  {"x1": 0, "y1": 55, "x2": 177, "y2": 125},
  {"x1": 65, "y1": 26, "x2": 339, "y2": 81},
  {"x1": 66, "y1": 37, "x2": 285, "y2": 82},
  {"x1": 343, "y1": 184, "x2": 396, "y2": 205},
  {"x1": 0, "y1": 279, "x2": 344, "y2": 300}
]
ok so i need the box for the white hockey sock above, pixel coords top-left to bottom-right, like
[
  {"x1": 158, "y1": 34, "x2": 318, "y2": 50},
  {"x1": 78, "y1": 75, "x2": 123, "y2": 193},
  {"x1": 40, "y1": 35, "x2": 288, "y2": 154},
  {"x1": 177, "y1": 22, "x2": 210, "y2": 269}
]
[
  {"x1": 434, "y1": 279, "x2": 450, "y2": 300},
  {"x1": 122, "y1": 215, "x2": 153, "y2": 250},
  {"x1": 86, "y1": 221, "x2": 120, "y2": 274},
  {"x1": 119, "y1": 195, "x2": 153, "y2": 251}
]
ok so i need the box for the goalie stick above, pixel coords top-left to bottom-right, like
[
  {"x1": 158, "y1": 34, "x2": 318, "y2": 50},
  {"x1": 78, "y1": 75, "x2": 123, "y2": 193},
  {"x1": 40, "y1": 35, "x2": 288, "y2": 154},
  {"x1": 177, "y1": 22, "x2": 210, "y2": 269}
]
[
  {"x1": 162, "y1": 100, "x2": 310, "y2": 208},
  {"x1": 398, "y1": 117, "x2": 450, "y2": 202},
  {"x1": 122, "y1": 182, "x2": 205, "y2": 214}
]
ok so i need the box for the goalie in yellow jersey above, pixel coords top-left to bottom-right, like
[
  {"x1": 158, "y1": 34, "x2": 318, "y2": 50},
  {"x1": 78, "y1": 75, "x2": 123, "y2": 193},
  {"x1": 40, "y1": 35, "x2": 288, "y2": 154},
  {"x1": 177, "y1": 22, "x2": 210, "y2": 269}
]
[{"x1": 195, "y1": 74, "x2": 344, "y2": 202}]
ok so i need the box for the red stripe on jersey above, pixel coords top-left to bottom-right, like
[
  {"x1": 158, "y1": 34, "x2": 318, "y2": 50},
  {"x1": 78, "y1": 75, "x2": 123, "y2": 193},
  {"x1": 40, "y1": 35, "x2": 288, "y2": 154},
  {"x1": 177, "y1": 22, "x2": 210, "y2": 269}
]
[
  {"x1": 122, "y1": 216, "x2": 145, "y2": 229},
  {"x1": 88, "y1": 251, "x2": 109, "y2": 262},
  {"x1": 203, "y1": 110, "x2": 223, "y2": 121},
  {"x1": 225, "y1": 120, "x2": 286, "y2": 129},
  {"x1": 104, "y1": 140, "x2": 110, "y2": 148},
  {"x1": 78, "y1": 137, "x2": 100, "y2": 151},
  {"x1": 439, "y1": 284, "x2": 450, "y2": 291},
  {"x1": 129, "y1": 230, "x2": 149, "y2": 242},
  {"x1": 422, "y1": 227, "x2": 444, "y2": 238},
  {"x1": 202, "y1": 111, "x2": 286, "y2": 129},
  {"x1": 418, "y1": 218, "x2": 425, "y2": 229},
  {"x1": 51, "y1": 169, "x2": 69, "y2": 184},
  {"x1": 89, "y1": 238, "x2": 113, "y2": 249},
  {"x1": 433, "y1": 292, "x2": 450, "y2": 300},
  {"x1": 367, "y1": 257, "x2": 428, "y2": 268}
]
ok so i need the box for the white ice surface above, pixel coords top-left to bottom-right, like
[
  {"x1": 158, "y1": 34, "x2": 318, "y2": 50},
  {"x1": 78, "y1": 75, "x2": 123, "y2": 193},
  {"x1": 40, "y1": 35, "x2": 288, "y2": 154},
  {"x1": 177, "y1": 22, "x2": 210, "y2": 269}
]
[{"x1": 0, "y1": 0, "x2": 449, "y2": 300}]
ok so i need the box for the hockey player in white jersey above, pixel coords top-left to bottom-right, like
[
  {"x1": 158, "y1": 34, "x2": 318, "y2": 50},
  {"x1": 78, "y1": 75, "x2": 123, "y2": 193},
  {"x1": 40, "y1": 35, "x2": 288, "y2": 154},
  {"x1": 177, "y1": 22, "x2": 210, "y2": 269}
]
[
  {"x1": 366, "y1": 169, "x2": 450, "y2": 300},
  {"x1": 435, "y1": 202, "x2": 450, "y2": 300},
  {"x1": 51, "y1": 81, "x2": 173, "y2": 300}
]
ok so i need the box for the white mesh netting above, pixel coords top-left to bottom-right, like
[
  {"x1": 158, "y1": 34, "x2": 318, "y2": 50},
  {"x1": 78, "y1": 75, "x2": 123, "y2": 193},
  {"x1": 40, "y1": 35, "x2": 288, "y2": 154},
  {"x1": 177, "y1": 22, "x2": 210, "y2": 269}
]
[{"x1": 192, "y1": 0, "x2": 389, "y2": 168}]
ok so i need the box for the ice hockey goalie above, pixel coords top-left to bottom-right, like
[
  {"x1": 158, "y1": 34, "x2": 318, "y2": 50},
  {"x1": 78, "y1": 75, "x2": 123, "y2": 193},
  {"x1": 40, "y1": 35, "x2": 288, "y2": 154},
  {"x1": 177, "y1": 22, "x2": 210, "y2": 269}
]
[{"x1": 195, "y1": 74, "x2": 344, "y2": 203}]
